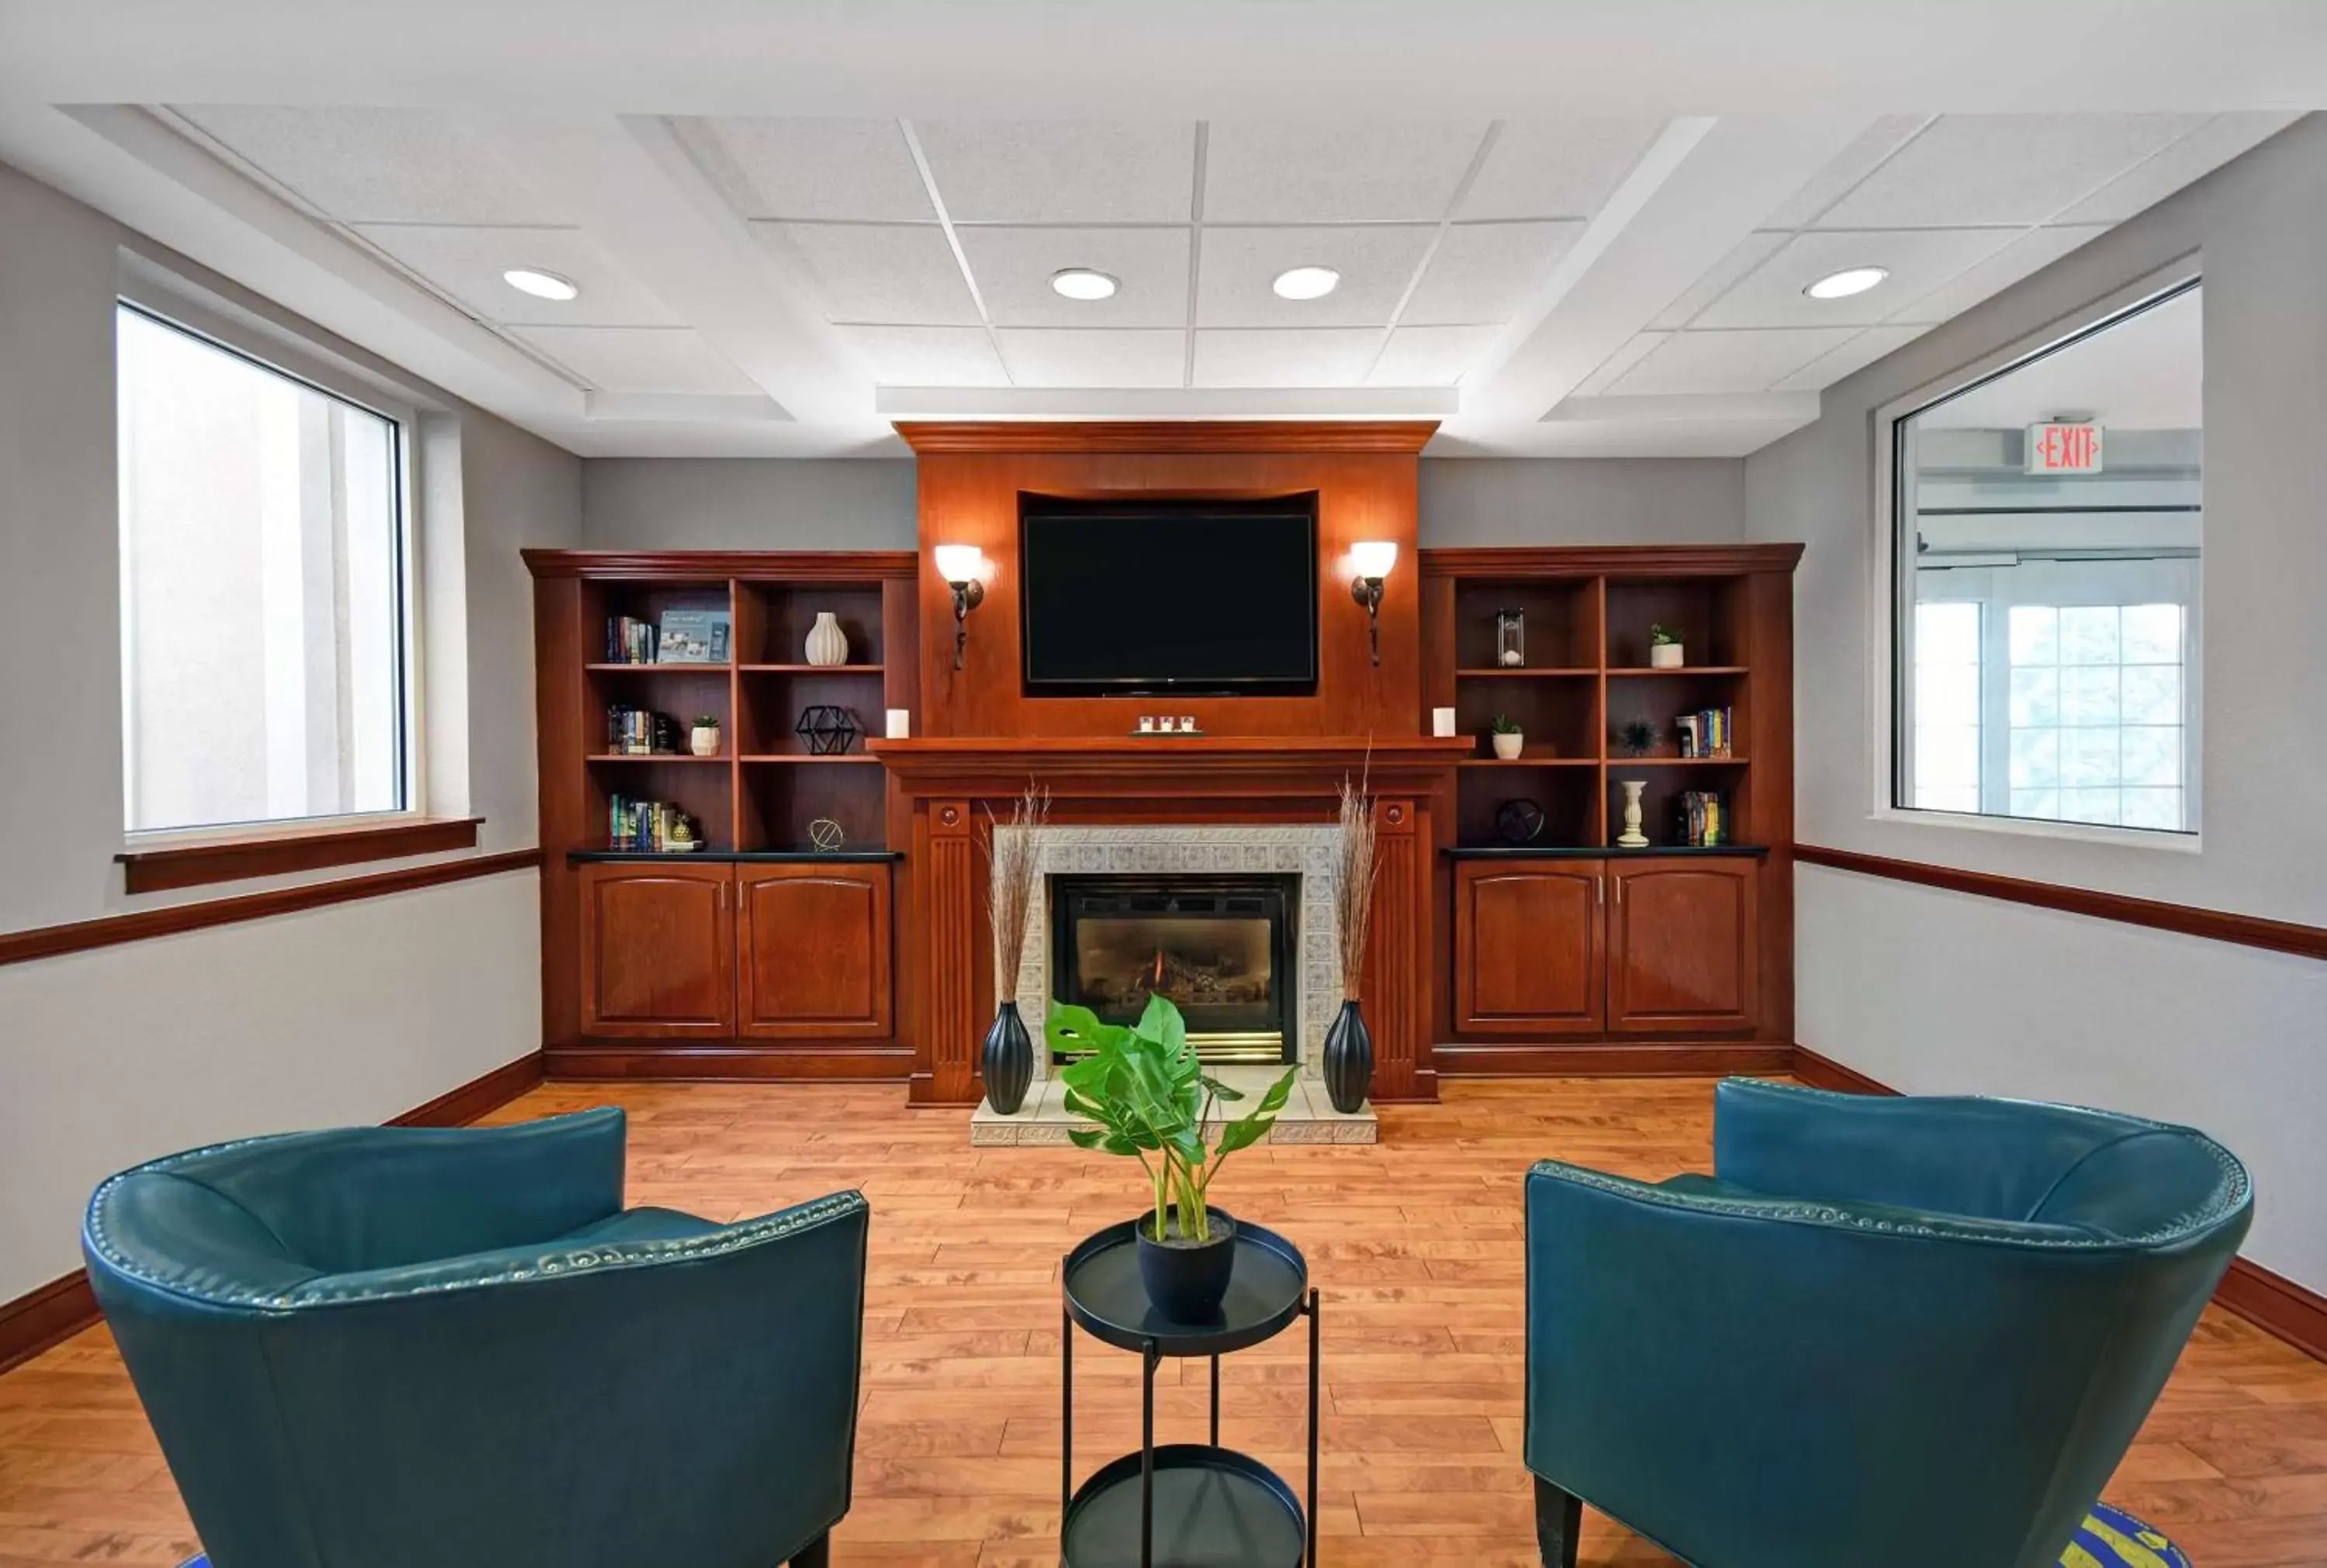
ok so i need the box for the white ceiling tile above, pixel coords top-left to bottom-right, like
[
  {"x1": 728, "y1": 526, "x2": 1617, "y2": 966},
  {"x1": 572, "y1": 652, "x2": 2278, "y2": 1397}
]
[
  {"x1": 916, "y1": 120, "x2": 1195, "y2": 223},
  {"x1": 1693, "y1": 227, "x2": 2020, "y2": 330},
  {"x1": 351, "y1": 224, "x2": 679, "y2": 328},
  {"x1": 1574, "y1": 332, "x2": 1671, "y2": 396},
  {"x1": 956, "y1": 227, "x2": 1190, "y2": 327},
  {"x1": 1883, "y1": 225, "x2": 2107, "y2": 325},
  {"x1": 1771, "y1": 324, "x2": 1929, "y2": 392},
  {"x1": 513, "y1": 326, "x2": 759, "y2": 395},
  {"x1": 1759, "y1": 116, "x2": 1931, "y2": 230},
  {"x1": 1192, "y1": 329, "x2": 1382, "y2": 388},
  {"x1": 1814, "y1": 114, "x2": 2208, "y2": 229},
  {"x1": 834, "y1": 325, "x2": 1008, "y2": 387},
  {"x1": 667, "y1": 117, "x2": 932, "y2": 221},
  {"x1": 1650, "y1": 232, "x2": 1787, "y2": 331},
  {"x1": 1368, "y1": 324, "x2": 1502, "y2": 386},
  {"x1": 1402, "y1": 221, "x2": 1582, "y2": 326},
  {"x1": 1202, "y1": 122, "x2": 1489, "y2": 223},
  {"x1": 997, "y1": 329, "x2": 1186, "y2": 388},
  {"x1": 1606, "y1": 328, "x2": 1859, "y2": 396},
  {"x1": 755, "y1": 223, "x2": 979, "y2": 325},
  {"x1": 2052, "y1": 112, "x2": 2301, "y2": 224},
  {"x1": 171, "y1": 105, "x2": 569, "y2": 225},
  {"x1": 1458, "y1": 119, "x2": 1664, "y2": 220},
  {"x1": 1195, "y1": 225, "x2": 1433, "y2": 328}
]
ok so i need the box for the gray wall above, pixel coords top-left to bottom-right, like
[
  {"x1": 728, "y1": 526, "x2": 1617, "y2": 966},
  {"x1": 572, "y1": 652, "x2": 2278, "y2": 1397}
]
[
  {"x1": 1746, "y1": 116, "x2": 2327, "y2": 1293},
  {"x1": 579, "y1": 454, "x2": 1747, "y2": 552},
  {"x1": 0, "y1": 158, "x2": 576, "y2": 1301}
]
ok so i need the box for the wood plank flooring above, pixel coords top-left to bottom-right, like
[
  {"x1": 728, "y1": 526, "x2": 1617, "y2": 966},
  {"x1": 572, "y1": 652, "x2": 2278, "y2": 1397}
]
[{"x1": 3, "y1": 1077, "x2": 2322, "y2": 1566}]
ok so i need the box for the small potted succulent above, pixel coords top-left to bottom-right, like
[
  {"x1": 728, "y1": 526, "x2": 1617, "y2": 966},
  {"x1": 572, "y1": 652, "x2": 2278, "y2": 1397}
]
[
  {"x1": 1051, "y1": 995, "x2": 1295, "y2": 1322},
  {"x1": 1649, "y1": 623, "x2": 1685, "y2": 668},
  {"x1": 689, "y1": 715, "x2": 723, "y2": 757},
  {"x1": 1490, "y1": 713, "x2": 1524, "y2": 761},
  {"x1": 1618, "y1": 719, "x2": 1659, "y2": 758}
]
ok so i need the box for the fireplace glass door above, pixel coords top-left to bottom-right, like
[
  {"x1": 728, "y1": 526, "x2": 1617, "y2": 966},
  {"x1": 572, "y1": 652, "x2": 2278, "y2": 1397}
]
[{"x1": 1051, "y1": 876, "x2": 1296, "y2": 1063}]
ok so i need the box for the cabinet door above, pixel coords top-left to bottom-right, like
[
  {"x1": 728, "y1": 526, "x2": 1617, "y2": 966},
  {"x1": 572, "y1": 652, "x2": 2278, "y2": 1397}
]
[
  {"x1": 1608, "y1": 858, "x2": 1758, "y2": 1033},
  {"x1": 579, "y1": 863, "x2": 735, "y2": 1038},
  {"x1": 738, "y1": 863, "x2": 894, "y2": 1040},
  {"x1": 1453, "y1": 859, "x2": 1605, "y2": 1034}
]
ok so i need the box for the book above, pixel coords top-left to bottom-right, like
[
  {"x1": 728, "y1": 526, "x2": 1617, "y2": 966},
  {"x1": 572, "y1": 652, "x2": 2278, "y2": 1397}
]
[
  {"x1": 604, "y1": 615, "x2": 659, "y2": 664},
  {"x1": 1675, "y1": 706, "x2": 1734, "y2": 759},
  {"x1": 656, "y1": 609, "x2": 731, "y2": 665},
  {"x1": 1677, "y1": 789, "x2": 1727, "y2": 847}
]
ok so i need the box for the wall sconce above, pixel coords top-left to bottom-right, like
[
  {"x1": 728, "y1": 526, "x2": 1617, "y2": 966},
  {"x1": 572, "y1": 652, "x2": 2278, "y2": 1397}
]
[
  {"x1": 1348, "y1": 541, "x2": 1397, "y2": 666},
  {"x1": 933, "y1": 544, "x2": 987, "y2": 670}
]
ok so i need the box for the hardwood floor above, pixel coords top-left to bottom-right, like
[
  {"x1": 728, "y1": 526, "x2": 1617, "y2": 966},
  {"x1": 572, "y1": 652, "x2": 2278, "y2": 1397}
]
[{"x1": 3, "y1": 1077, "x2": 2322, "y2": 1566}]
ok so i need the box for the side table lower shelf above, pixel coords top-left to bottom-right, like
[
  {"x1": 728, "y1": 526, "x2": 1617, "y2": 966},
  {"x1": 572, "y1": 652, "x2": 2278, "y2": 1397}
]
[{"x1": 1063, "y1": 1444, "x2": 1305, "y2": 1567}]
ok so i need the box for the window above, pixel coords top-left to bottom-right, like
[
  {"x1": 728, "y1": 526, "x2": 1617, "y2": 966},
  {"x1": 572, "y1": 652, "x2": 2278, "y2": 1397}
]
[
  {"x1": 1893, "y1": 280, "x2": 2201, "y2": 836},
  {"x1": 117, "y1": 303, "x2": 410, "y2": 835}
]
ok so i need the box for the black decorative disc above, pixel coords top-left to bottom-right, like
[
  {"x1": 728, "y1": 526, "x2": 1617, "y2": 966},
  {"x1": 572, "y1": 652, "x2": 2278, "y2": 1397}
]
[{"x1": 1495, "y1": 797, "x2": 1547, "y2": 844}]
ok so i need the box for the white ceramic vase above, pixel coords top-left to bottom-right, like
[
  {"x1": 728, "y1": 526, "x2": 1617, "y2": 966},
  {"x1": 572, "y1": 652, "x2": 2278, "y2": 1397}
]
[
  {"x1": 1649, "y1": 643, "x2": 1684, "y2": 668},
  {"x1": 1616, "y1": 779, "x2": 1650, "y2": 847},
  {"x1": 1492, "y1": 730, "x2": 1524, "y2": 761},
  {"x1": 805, "y1": 611, "x2": 849, "y2": 667}
]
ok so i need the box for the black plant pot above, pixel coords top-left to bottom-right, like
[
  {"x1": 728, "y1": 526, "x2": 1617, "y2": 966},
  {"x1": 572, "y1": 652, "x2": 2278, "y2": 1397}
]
[
  {"x1": 1136, "y1": 1207, "x2": 1238, "y2": 1323},
  {"x1": 981, "y1": 1002, "x2": 1033, "y2": 1115},
  {"x1": 1322, "y1": 999, "x2": 1374, "y2": 1114}
]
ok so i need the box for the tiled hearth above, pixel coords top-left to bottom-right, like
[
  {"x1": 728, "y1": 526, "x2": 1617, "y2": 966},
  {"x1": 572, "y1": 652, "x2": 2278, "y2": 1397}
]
[{"x1": 973, "y1": 822, "x2": 1378, "y2": 1145}]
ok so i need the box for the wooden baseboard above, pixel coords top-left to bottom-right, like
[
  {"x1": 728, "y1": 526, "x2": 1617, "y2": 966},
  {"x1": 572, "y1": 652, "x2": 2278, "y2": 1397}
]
[
  {"x1": 1435, "y1": 1042, "x2": 1793, "y2": 1078},
  {"x1": 1786, "y1": 1043, "x2": 2325, "y2": 1366},
  {"x1": 547, "y1": 1045, "x2": 915, "y2": 1081},
  {"x1": 0, "y1": 1050, "x2": 547, "y2": 1376}
]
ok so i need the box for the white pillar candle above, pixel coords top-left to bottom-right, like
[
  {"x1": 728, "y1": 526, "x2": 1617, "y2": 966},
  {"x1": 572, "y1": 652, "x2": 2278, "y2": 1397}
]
[
  {"x1": 1431, "y1": 706, "x2": 1457, "y2": 737},
  {"x1": 885, "y1": 708, "x2": 911, "y2": 739}
]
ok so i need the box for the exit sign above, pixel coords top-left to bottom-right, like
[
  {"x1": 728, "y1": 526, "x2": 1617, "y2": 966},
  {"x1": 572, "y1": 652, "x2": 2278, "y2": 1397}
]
[{"x1": 2026, "y1": 422, "x2": 2104, "y2": 475}]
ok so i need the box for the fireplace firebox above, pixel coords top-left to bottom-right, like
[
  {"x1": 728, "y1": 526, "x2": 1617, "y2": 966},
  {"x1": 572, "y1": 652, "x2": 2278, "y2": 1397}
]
[{"x1": 1049, "y1": 875, "x2": 1298, "y2": 1064}]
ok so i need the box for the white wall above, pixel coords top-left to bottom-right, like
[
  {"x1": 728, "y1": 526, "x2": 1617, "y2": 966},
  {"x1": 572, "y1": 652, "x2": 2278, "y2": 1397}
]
[
  {"x1": 1747, "y1": 116, "x2": 2327, "y2": 1292},
  {"x1": 0, "y1": 158, "x2": 579, "y2": 1303},
  {"x1": 579, "y1": 454, "x2": 1747, "y2": 552}
]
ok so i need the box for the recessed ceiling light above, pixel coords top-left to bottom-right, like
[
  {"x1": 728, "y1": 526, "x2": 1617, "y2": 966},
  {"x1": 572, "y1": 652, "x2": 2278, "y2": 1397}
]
[
  {"x1": 1804, "y1": 266, "x2": 1889, "y2": 301},
  {"x1": 1272, "y1": 265, "x2": 1341, "y2": 301},
  {"x1": 503, "y1": 268, "x2": 580, "y2": 302},
  {"x1": 1050, "y1": 268, "x2": 1119, "y2": 301}
]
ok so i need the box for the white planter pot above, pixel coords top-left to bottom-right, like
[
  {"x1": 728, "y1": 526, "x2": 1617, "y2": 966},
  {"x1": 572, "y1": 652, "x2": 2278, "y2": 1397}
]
[
  {"x1": 805, "y1": 611, "x2": 849, "y2": 667},
  {"x1": 1649, "y1": 643, "x2": 1684, "y2": 668},
  {"x1": 1492, "y1": 731, "x2": 1524, "y2": 761},
  {"x1": 690, "y1": 725, "x2": 722, "y2": 758}
]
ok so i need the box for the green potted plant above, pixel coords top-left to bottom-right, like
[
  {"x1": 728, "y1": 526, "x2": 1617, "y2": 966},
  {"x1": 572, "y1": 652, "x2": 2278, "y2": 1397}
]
[
  {"x1": 1049, "y1": 995, "x2": 1296, "y2": 1321},
  {"x1": 1490, "y1": 712, "x2": 1524, "y2": 761},
  {"x1": 688, "y1": 715, "x2": 722, "y2": 756},
  {"x1": 1649, "y1": 623, "x2": 1685, "y2": 668}
]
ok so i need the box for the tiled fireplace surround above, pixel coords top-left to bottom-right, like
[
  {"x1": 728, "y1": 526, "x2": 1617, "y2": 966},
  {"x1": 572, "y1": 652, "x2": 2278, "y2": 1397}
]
[{"x1": 970, "y1": 823, "x2": 1379, "y2": 1145}]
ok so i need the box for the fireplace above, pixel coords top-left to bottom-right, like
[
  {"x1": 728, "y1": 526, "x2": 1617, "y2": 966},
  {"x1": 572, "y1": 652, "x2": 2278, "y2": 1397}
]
[{"x1": 1049, "y1": 875, "x2": 1298, "y2": 1065}]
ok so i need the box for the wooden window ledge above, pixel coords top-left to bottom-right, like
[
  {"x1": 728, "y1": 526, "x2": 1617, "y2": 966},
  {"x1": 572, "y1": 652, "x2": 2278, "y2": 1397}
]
[{"x1": 116, "y1": 817, "x2": 484, "y2": 894}]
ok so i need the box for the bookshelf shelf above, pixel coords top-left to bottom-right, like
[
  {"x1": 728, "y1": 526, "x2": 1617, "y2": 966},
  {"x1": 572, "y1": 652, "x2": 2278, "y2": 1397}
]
[
  {"x1": 738, "y1": 754, "x2": 883, "y2": 765},
  {"x1": 586, "y1": 662, "x2": 734, "y2": 673},
  {"x1": 738, "y1": 663, "x2": 885, "y2": 675},
  {"x1": 1606, "y1": 665, "x2": 1748, "y2": 677},
  {"x1": 586, "y1": 753, "x2": 728, "y2": 765},
  {"x1": 1457, "y1": 757, "x2": 1602, "y2": 768},
  {"x1": 1614, "y1": 756, "x2": 1751, "y2": 767},
  {"x1": 1454, "y1": 667, "x2": 1597, "y2": 679}
]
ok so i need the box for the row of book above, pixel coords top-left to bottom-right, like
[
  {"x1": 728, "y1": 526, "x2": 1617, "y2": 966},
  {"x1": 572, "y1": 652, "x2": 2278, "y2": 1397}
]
[
  {"x1": 1677, "y1": 790, "x2": 1727, "y2": 848},
  {"x1": 607, "y1": 705, "x2": 682, "y2": 756},
  {"x1": 609, "y1": 795, "x2": 702, "y2": 853},
  {"x1": 1676, "y1": 706, "x2": 1735, "y2": 759},
  {"x1": 603, "y1": 610, "x2": 731, "y2": 665}
]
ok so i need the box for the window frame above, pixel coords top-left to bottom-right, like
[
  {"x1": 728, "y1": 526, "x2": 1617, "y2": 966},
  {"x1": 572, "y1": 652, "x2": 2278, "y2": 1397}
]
[
  {"x1": 112, "y1": 261, "x2": 463, "y2": 885},
  {"x1": 1870, "y1": 257, "x2": 2204, "y2": 853}
]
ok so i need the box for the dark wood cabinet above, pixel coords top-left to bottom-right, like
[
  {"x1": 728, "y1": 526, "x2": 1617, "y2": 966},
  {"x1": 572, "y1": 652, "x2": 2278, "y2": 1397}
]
[
  {"x1": 1608, "y1": 858, "x2": 1758, "y2": 1033},
  {"x1": 1452, "y1": 859, "x2": 1604, "y2": 1033},
  {"x1": 578, "y1": 862, "x2": 735, "y2": 1038},
  {"x1": 738, "y1": 862, "x2": 894, "y2": 1040}
]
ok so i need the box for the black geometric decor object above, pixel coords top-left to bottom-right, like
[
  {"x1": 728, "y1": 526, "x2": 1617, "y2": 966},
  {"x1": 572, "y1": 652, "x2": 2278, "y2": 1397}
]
[{"x1": 794, "y1": 705, "x2": 860, "y2": 755}]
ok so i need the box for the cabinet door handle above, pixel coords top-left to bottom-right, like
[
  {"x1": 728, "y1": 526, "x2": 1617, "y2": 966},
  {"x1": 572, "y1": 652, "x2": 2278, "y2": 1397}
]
[
  {"x1": 1614, "y1": 876, "x2": 1623, "y2": 905},
  {"x1": 1596, "y1": 875, "x2": 1604, "y2": 905}
]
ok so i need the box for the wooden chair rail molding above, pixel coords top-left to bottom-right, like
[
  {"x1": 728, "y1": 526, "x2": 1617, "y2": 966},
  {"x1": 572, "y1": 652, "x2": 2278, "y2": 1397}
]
[
  {"x1": 0, "y1": 1052, "x2": 546, "y2": 1375},
  {"x1": 0, "y1": 848, "x2": 542, "y2": 969},
  {"x1": 1795, "y1": 844, "x2": 2327, "y2": 963},
  {"x1": 116, "y1": 816, "x2": 482, "y2": 894},
  {"x1": 1790, "y1": 1045, "x2": 2327, "y2": 1366}
]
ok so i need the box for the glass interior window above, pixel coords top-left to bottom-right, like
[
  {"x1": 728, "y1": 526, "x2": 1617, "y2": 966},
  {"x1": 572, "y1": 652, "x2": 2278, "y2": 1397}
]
[
  {"x1": 117, "y1": 305, "x2": 408, "y2": 834},
  {"x1": 1895, "y1": 282, "x2": 2201, "y2": 834}
]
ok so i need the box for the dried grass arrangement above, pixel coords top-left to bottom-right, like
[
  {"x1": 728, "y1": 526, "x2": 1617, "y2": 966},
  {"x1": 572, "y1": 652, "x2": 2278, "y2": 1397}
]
[
  {"x1": 1333, "y1": 773, "x2": 1378, "y2": 1002},
  {"x1": 983, "y1": 782, "x2": 1050, "y2": 991}
]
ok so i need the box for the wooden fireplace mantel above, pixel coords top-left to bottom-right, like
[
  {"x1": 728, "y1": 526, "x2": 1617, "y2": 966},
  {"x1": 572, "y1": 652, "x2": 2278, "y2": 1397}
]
[{"x1": 880, "y1": 734, "x2": 1464, "y2": 1108}]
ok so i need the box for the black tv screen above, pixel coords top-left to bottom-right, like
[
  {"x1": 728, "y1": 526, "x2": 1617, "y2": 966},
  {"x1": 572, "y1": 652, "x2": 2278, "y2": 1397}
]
[{"x1": 1020, "y1": 494, "x2": 1319, "y2": 696}]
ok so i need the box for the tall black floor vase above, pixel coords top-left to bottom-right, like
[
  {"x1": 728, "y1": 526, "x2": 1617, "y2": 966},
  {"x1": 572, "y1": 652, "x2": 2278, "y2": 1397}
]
[
  {"x1": 1321, "y1": 999, "x2": 1374, "y2": 1114},
  {"x1": 981, "y1": 1001, "x2": 1034, "y2": 1114}
]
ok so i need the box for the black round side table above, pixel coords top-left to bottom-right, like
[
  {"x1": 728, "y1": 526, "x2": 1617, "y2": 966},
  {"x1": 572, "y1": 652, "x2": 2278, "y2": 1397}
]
[{"x1": 1060, "y1": 1215, "x2": 1319, "y2": 1567}]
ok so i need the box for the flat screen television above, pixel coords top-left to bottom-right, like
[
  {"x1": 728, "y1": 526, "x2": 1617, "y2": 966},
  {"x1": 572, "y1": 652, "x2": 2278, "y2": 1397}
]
[{"x1": 1019, "y1": 494, "x2": 1319, "y2": 696}]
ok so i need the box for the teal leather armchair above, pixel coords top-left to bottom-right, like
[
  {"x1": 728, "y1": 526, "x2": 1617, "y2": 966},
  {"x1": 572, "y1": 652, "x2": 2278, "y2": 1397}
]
[
  {"x1": 84, "y1": 1107, "x2": 867, "y2": 1568},
  {"x1": 1524, "y1": 1079, "x2": 2251, "y2": 1568}
]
